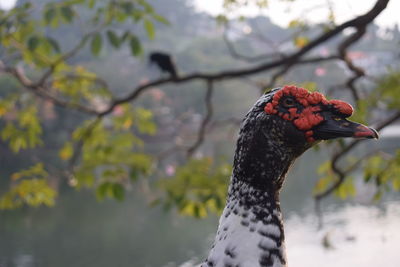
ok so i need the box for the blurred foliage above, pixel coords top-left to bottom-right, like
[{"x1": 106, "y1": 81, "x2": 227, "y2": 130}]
[
  {"x1": 313, "y1": 71, "x2": 400, "y2": 199},
  {"x1": 314, "y1": 71, "x2": 400, "y2": 200},
  {"x1": 0, "y1": 98, "x2": 43, "y2": 152},
  {"x1": 67, "y1": 105, "x2": 155, "y2": 198},
  {"x1": 0, "y1": 0, "x2": 399, "y2": 216},
  {"x1": 223, "y1": 0, "x2": 269, "y2": 10},
  {"x1": 374, "y1": 70, "x2": 400, "y2": 109},
  {"x1": 157, "y1": 158, "x2": 231, "y2": 218},
  {"x1": 364, "y1": 151, "x2": 400, "y2": 201},
  {"x1": 315, "y1": 148, "x2": 400, "y2": 201},
  {"x1": 0, "y1": 0, "x2": 165, "y2": 209},
  {"x1": 0, "y1": 163, "x2": 57, "y2": 209},
  {"x1": 314, "y1": 160, "x2": 356, "y2": 200}
]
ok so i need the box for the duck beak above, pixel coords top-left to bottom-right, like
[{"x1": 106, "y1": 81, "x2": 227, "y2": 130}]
[{"x1": 313, "y1": 117, "x2": 379, "y2": 140}]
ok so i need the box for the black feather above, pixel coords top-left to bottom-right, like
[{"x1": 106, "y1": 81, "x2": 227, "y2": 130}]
[{"x1": 149, "y1": 51, "x2": 178, "y2": 79}]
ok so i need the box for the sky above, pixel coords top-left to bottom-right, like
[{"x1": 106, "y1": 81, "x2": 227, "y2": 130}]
[
  {"x1": 0, "y1": 0, "x2": 399, "y2": 28},
  {"x1": 194, "y1": 0, "x2": 400, "y2": 29},
  {"x1": 0, "y1": 0, "x2": 15, "y2": 10}
]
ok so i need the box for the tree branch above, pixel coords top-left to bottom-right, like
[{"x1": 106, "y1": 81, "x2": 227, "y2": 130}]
[
  {"x1": 337, "y1": 26, "x2": 367, "y2": 102},
  {"x1": 3, "y1": 0, "x2": 388, "y2": 119},
  {"x1": 0, "y1": 62, "x2": 99, "y2": 114},
  {"x1": 1, "y1": 0, "x2": 390, "y2": 179},
  {"x1": 223, "y1": 27, "x2": 285, "y2": 63},
  {"x1": 187, "y1": 79, "x2": 214, "y2": 157},
  {"x1": 101, "y1": 0, "x2": 388, "y2": 114}
]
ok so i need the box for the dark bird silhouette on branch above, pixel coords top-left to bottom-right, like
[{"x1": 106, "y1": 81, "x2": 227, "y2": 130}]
[{"x1": 149, "y1": 51, "x2": 178, "y2": 79}]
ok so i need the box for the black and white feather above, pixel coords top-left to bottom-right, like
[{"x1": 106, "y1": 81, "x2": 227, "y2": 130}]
[{"x1": 200, "y1": 87, "x2": 377, "y2": 267}]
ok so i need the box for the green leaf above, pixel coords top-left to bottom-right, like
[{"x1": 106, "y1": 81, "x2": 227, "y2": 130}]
[
  {"x1": 129, "y1": 169, "x2": 139, "y2": 182},
  {"x1": 294, "y1": 36, "x2": 309, "y2": 48},
  {"x1": 288, "y1": 19, "x2": 300, "y2": 28},
  {"x1": 157, "y1": 158, "x2": 230, "y2": 217},
  {"x1": 74, "y1": 169, "x2": 95, "y2": 188},
  {"x1": 120, "y1": 31, "x2": 130, "y2": 42},
  {"x1": 121, "y1": 2, "x2": 134, "y2": 14},
  {"x1": 0, "y1": 163, "x2": 56, "y2": 210},
  {"x1": 152, "y1": 14, "x2": 169, "y2": 25},
  {"x1": 1, "y1": 106, "x2": 43, "y2": 152},
  {"x1": 143, "y1": 19, "x2": 155, "y2": 40},
  {"x1": 0, "y1": 178, "x2": 57, "y2": 210},
  {"x1": 60, "y1": 6, "x2": 74, "y2": 23},
  {"x1": 91, "y1": 33, "x2": 102, "y2": 56},
  {"x1": 393, "y1": 177, "x2": 400, "y2": 191},
  {"x1": 106, "y1": 30, "x2": 120, "y2": 48},
  {"x1": 46, "y1": 37, "x2": 61, "y2": 53},
  {"x1": 96, "y1": 182, "x2": 111, "y2": 200},
  {"x1": 59, "y1": 142, "x2": 73, "y2": 160},
  {"x1": 11, "y1": 163, "x2": 47, "y2": 181},
  {"x1": 138, "y1": 0, "x2": 154, "y2": 12},
  {"x1": 96, "y1": 182, "x2": 125, "y2": 201},
  {"x1": 88, "y1": 0, "x2": 95, "y2": 8},
  {"x1": 112, "y1": 183, "x2": 125, "y2": 201},
  {"x1": 44, "y1": 7, "x2": 57, "y2": 25},
  {"x1": 334, "y1": 178, "x2": 356, "y2": 200},
  {"x1": 129, "y1": 35, "x2": 142, "y2": 56},
  {"x1": 215, "y1": 15, "x2": 228, "y2": 25},
  {"x1": 27, "y1": 36, "x2": 40, "y2": 51},
  {"x1": 134, "y1": 108, "x2": 156, "y2": 135},
  {"x1": 373, "y1": 190, "x2": 382, "y2": 202}
]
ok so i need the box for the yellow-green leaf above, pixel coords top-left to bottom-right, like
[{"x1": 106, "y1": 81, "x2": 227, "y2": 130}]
[
  {"x1": 91, "y1": 33, "x2": 102, "y2": 56},
  {"x1": 59, "y1": 142, "x2": 73, "y2": 160},
  {"x1": 144, "y1": 19, "x2": 155, "y2": 40},
  {"x1": 294, "y1": 36, "x2": 309, "y2": 48}
]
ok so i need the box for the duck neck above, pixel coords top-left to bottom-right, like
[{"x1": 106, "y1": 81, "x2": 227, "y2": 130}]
[
  {"x1": 203, "y1": 144, "x2": 298, "y2": 267},
  {"x1": 202, "y1": 110, "x2": 310, "y2": 267}
]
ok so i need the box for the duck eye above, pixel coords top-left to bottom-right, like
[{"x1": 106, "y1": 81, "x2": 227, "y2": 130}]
[{"x1": 282, "y1": 98, "x2": 295, "y2": 108}]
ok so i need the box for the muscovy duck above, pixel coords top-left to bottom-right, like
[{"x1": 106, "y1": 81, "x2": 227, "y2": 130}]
[{"x1": 202, "y1": 85, "x2": 378, "y2": 267}]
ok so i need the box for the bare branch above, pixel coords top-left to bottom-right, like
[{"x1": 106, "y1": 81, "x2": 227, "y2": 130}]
[
  {"x1": 187, "y1": 79, "x2": 214, "y2": 157},
  {"x1": 337, "y1": 26, "x2": 367, "y2": 101},
  {"x1": 223, "y1": 27, "x2": 285, "y2": 62},
  {"x1": 264, "y1": 54, "x2": 341, "y2": 93},
  {"x1": 2, "y1": 0, "x2": 388, "y2": 119}
]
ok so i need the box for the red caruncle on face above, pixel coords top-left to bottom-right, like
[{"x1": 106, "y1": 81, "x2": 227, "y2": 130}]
[{"x1": 264, "y1": 85, "x2": 354, "y2": 143}]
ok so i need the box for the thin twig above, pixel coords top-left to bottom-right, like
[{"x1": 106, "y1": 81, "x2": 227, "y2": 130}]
[
  {"x1": 223, "y1": 27, "x2": 285, "y2": 62},
  {"x1": 264, "y1": 55, "x2": 340, "y2": 93},
  {"x1": 338, "y1": 26, "x2": 367, "y2": 102},
  {"x1": 36, "y1": 26, "x2": 106, "y2": 86},
  {"x1": 187, "y1": 79, "x2": 214, "y2": 157}
]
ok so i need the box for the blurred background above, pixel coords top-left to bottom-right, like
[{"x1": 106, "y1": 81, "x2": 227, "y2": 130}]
[{"x1": 0, "y1": 0, "x2": 399, "y2": 266}]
